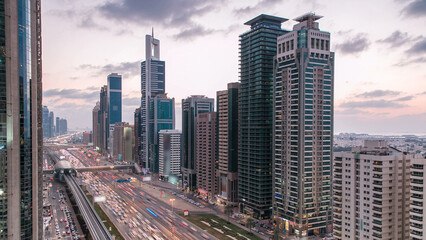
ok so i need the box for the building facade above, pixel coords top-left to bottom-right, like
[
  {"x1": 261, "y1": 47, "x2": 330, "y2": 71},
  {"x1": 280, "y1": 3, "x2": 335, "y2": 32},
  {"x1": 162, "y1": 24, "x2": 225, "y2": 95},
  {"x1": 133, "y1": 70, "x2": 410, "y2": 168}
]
[
  {"x1": 92, "y1": 102, "x2": 100, "y2": 149},
  {"x1": 409, "y1": 157, "x2": 426, "y2": 240},
  {"x1": 181, "y1": 95, "x2": 214, "y2": 192},
  {"x1": 1, "y1": 0, "x2": 43, "y2": 238},
  {"x1": 42, "y1": 106, "x2": 49, "y2": 138},
  {"x1": 272, "y1": 13, "x2": 334, "y2": 235},
  {"x1": 99, "y1": 85, "x2": 108, "y2": 152},
  {"x1": 58, "y1": 118, "x2": 67, "y2": 135},
  {"x1": 141, "y1": 33, "x2": 166, "y2": 169},
  {"x1": 217, "y1": 83, "x2": 239, "y2": 204},
  {"x1": 196, "y1": 112, "x2": 217, "y2": 200},
  {"x1": 239, "y1": 14, "x2": 288, "y2": 219},
  {"x1": 333, "y1": 141, "x2": 410, "y2": 240},
  {"x1": 112, "y1": 122, "x2": 133, "y2": 162},
  {"x1": 134, "y1": 107, "x2": 142, "y2": 163},
  {"x1": 158, "y1": 129, "x2": 182, "y2": 179}
]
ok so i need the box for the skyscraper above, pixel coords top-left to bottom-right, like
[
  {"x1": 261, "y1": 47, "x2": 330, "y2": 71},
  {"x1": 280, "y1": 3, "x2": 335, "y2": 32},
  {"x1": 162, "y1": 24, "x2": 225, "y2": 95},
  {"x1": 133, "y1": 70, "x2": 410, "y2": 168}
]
[
  {"x1": 273, "y1": 13, "x2": 334, "y2": 235},
  {"x1": 333, "y1": 141, "x2": 410, "y2": 239},
  {"x1": 158, "y1": 129, "x2": 182, "y2": 179},
  {"x1": 1, "y1": 0, "x2": 42, "y2": 238},
  {"x1": 42, "y1": 106, "x2": 49, "y2": 138},
  {"x1": 99, "y1": 85, "x2": 108, "y2": 152},
  {"x1": 92, "y1": 102, "x2": 100, "y2": 149},
  {"x1": 217, "y1": 83, "x2": 239, "y2": 204},
  {"x1": 49, "y1": 111, "x2": 55, "y2": 137},
  {"x1": 181, "y1": 95, "x2": 214, "y2": 192},
  {"x1": 134, "y1": 107, "x2": 142, "y2": 163},
  {"x1": 112, "y1": 122, "x2": 133, "y2": 162},
  {"x1": 196, "y1": 112, "x2": 217, "y2": 200},
  {"x1": 58, "y1": 118, "x2": 68, "y2": 135},
  {"x1": 239, "y1": 14, "x2": 288, "y2": 219},
  {"x1": 107, "y1": 73, "x2": 122, "y2": 126},
  {"x1": 56, "y1": 116, "x2": 60, "y2": 135},
  {"x1": 140, "y1": 33, "x2": 169, "y2": 170},
  {"x1": 410, "y1": 157, "x2": 426, "y2": 240}
]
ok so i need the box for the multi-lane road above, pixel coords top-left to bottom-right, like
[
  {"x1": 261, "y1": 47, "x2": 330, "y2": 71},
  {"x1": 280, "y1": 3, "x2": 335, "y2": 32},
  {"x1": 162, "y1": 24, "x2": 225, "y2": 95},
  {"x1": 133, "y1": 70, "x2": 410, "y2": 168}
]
[{"x1": 68, "y1": 149, "x2": 216, "y2": 240}]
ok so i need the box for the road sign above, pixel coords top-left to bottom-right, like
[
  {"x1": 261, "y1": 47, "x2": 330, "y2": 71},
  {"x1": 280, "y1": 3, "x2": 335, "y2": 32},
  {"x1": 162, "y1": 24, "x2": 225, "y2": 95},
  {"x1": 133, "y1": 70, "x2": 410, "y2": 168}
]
[{"x1": 184, "y1": 210, "x2": 189, "y2": 216}]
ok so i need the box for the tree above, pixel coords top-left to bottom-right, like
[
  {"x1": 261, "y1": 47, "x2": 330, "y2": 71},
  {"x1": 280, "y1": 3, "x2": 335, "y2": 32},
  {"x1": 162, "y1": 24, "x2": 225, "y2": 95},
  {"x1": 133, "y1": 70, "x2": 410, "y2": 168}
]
[
  {"x1": 246, "y1": 218, "x2": 255, "y2": 233},
  {"x1": 224, "y1": 204, "x2": 234, "y2": 223}
]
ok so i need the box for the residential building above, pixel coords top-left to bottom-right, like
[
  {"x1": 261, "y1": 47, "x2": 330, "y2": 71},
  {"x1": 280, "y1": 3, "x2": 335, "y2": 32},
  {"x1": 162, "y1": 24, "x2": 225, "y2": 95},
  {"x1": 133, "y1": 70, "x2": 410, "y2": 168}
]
[
  {"x1": 239, "y1": 14, "x2": 288, "y2": 219},
  {"x1": 409, "y1": 157, "x2": 426, "y2": 240},
  {"x1": 92, "y1": 102, "x2": 100, "y2": 149},
  {"x1": 1, "y1": 0, "x2": 43, "y2": 238},
  {"x1": 181, "y1": 95, "x2": 214, "y2": 192},
  {"x1": 272, "y1": 13, "x2": 335, "y2": 235},
  {"x1": 216, "y1": 82, "x2": 239, "y2": 205},
  {"x1": 333, "y1": 140, "x2": 410, "y2": 240},
  {"x1": 141, "y1": 33, "x2": 166, "y2": 169},
  {"x1": 196, "y1": 112, "x2": 217, "y2": 200},
  {"x1": 158, "y1": 129, "x2": 182, "y2": 179}
]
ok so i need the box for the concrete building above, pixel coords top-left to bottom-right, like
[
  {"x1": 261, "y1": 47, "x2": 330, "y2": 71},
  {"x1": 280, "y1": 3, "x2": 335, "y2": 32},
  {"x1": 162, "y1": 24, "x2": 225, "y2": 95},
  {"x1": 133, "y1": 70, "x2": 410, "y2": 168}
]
[
  {"x1": 158, "y1": 129, "x2": 182, "y2": 179},
  {"x1": 141, "y1": 33, "x2": 166, "y2": 169},
  {"x1": 112, "y1": 122, "x2": 134, "y2": 162},
  {"x1": 92, "y1": 102, "x2": 100, "y2": 149},
  {"x1": 216, "y1": 83, "x2": 239, "y2": 205},
  {"x1": 333, "y1": 140, "x2": 410, "y2": 240},
  {"x1": 181, "y1": 95, "x2": 214, "y2": 193},
  {"x1": 239, "y1": 14, "x2": 288, "y2": 219},
  {"x1": 273, "y1": 13, "x2": 334, "y2": 235},
  {"x1": 196, "y1": 112, "x2": 217, "y2": 200},
  {"x1": 83, "y1": 131, "x2": 90, "y2": 145},
  {"x1": 409, "y1": 157, "x2": 426, "y2": 240},
  {"x1": 1, "y1": 0, "x2": 43, "y2": 238}
]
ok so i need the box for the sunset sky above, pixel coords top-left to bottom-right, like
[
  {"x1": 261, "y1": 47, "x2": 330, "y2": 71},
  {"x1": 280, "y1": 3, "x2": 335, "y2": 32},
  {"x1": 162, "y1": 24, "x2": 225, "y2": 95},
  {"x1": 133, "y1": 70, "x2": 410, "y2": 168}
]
[{"x1": 42, "y1": 0, "x2": 426, "y2": 135}]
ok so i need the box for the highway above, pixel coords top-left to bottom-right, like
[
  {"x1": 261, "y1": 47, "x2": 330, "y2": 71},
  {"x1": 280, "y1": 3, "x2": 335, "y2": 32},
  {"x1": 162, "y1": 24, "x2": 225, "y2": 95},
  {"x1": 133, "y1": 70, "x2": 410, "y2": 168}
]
[{"x1": 64, "y1": 173, "x2": 113, "y2": 240}]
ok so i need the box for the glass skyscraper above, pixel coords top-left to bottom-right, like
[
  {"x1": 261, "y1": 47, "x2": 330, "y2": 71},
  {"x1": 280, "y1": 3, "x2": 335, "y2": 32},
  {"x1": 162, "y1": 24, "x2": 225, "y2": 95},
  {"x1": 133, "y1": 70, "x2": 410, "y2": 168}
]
[
  {"x1": 107, "y1": 73, "x2": 122, "y2": 125},
  {"x1": 0, "y1": 0, "x2": 42, "y2": 238},
  {"x1": 238, "y1": 14, "x2": 288, "y2": 219},
  {"x1": 273, "y1": 13, "x2": 334, "y2": 236}
]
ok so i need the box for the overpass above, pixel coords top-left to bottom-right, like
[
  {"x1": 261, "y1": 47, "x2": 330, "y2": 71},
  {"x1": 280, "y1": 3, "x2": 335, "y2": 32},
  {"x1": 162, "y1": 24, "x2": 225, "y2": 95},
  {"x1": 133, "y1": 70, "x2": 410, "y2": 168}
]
[{"x1": 64, "y1": 173, "x2": 112, "y2": 240}]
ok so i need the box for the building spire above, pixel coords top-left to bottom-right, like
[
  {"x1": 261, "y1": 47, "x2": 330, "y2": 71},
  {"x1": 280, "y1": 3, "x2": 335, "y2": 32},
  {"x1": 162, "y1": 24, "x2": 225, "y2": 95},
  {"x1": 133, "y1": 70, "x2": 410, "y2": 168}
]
[{"x1": 152, "y1": 27, "x2": 154, "y2": 38}]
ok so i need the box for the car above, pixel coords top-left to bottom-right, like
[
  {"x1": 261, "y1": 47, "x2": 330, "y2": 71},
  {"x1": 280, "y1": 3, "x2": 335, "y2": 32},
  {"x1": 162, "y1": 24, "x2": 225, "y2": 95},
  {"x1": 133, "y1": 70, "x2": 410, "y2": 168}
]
[
  {"x1": 52, "y1": 196, "x2": 56, "y2": 199},
  {"x1": 60, "y1": 219, "x2": 63, "y2": 223}
]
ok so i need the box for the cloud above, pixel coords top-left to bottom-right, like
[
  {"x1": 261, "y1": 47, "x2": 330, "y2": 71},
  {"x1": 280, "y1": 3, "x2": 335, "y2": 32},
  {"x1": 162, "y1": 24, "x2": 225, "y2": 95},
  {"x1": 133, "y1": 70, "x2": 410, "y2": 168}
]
[
  {"x1": 79, "y1": 61, "x2": 140, "y2": 77},
  {"x1": 173, "y1": 25, "x2": 216, "y2": 40},
  {"x1": 97, "y1": 0, "x2": 222, "y2": 27},
  {"x1": 406, "y1": 37, "x2": 426, "y2": 55},
  {"x1": 335, "y1": 34, "x2": 370, "y2": 55},
  {"x1": 78, "y1": 15, "x2": 108, "y2": 31},
  {"x1": 334, "y1": 108, "x2": 368, "y2": 115},
  {"x1": 377, "y1": 31, "x2": 411, "y2": 48},
  {"x1": 43, "y1": 88, "x2": 99, "y2": 101},
  {"x1": 395, "y1": 96, "x2": 414, "y2": 101},
  {"x1": 395, "y1": 56, "x2": 426, "y2": 66},
  {"x1": 355, "y1": 90, "x2": 401, "y2": 98},
  {"x1": 234, "y1": 0, "x2": 283, "y2": 15},
  {"x1": 339, "y1": 99, "x2": 407, "y2": 109},
  {"x1": 401, "y1": 0, "x2": 426, "y2": 18}
]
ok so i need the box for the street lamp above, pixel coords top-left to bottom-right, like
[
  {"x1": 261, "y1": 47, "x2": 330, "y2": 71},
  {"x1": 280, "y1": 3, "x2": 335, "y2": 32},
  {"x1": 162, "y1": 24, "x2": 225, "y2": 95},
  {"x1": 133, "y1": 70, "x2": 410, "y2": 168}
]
[{"x1": 170, "y1": 198, "x2": 175, "y2": 213}]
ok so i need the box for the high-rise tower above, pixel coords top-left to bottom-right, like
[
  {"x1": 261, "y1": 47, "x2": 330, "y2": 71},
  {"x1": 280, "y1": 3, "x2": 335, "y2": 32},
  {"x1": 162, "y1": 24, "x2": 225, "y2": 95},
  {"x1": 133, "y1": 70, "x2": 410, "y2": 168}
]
[
  {"x1": 1, "y1": 0, "x2": 43, "y2": 238},
  {"x1": 140, "y1": 33, "x2": 170, "y2": 170},
  {"x1": 273, "y1": 13, "x2": 334, "y2": 236},
  {"x1": 181, "y1": 95, "x2": 214, "y2": 192},
  {"x1": 239, "y1": 14, "x2": 288, "y2": 219}
]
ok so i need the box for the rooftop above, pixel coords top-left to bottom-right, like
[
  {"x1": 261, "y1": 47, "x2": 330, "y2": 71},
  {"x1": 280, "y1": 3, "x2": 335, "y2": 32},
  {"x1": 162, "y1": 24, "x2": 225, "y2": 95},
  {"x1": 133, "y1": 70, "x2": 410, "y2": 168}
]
[
  {"x1": 244, "y1": 14, "x2": 288, "y2": 26},
  {"x1": 294, "y1": 12, "x2": 323, "y2": 22}
]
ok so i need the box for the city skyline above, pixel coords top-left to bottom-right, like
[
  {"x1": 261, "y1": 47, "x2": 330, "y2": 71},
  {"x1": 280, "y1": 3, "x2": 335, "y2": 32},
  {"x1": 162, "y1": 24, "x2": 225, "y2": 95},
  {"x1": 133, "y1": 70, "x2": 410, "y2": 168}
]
[{"x1": 42, "y1": 0, "x2": 426, "y2": 134}]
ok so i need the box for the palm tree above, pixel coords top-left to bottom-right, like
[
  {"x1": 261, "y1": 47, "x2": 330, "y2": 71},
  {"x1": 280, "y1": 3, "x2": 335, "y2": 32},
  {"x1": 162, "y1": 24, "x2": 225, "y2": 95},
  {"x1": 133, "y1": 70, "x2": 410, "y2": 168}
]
[
  {"x1": 224, "y1": 204, "x2": 234, "y2": 223},
  {"x1": 246, "y1": 218, "x2": 255, "y2": 234}
]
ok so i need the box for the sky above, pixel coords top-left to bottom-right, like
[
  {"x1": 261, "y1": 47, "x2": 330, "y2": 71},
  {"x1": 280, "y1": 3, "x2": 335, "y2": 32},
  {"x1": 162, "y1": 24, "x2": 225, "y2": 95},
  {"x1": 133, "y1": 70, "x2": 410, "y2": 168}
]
[{"x1": 42, "y1": 0, "x2": 426, "y2": 135}]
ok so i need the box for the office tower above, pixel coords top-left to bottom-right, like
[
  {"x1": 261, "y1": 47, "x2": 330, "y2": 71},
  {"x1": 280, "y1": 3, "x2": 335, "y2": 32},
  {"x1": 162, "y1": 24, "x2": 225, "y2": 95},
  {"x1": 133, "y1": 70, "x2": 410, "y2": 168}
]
[
  {"x1": 49, "y1": 111, "x2": 55, "y2": 137},
  {"x1": 58, "y1": 118, "x2": 67, "y2": 135},
  {"x1": 134, "y1": 107, "x2": 142, "y2": 163},
  {"x1": 112, "y1": 122, "x2": 133, "y2": 162},
  {"x1": 182, "y1": 95, "x2": 214, "y2": 192},
  {"x1": 56, "y1": 116, "x2": 60, "y2": 134},
  {"x1": 99, "y1": 85, "x2": 108, "y2": 152},
  {"x1": 1, "y1": 0, "x2": 42, "y2": 238},
  {"x1": 409, "y1": 157, "x2": 426, "y2": 240},
  {"x1": 239, "y1": 14, "x2": 288, "y2": 219},
  {"x1": 216, "y1": 83, "x2": 239, "y2": 204},
  {"x1": 272, "y1": 13, "x2": 335, "y2": 235},
  {"x1": 107, "y1": 73, "x2": 122, "y2": 126},
  {"x1": 333, "y1": 141, "x2": 410, "y2": 240},
  {"x1": 42, "y1": 106, "x2": 49, "y2": 138},
  {"x1": 147, "y1": 94, "x2": 175, "y2": 172},
  {"x1": 92, "y1": 102, "x2": 100, "y2": 149},
  {"x1": 196, "y1": 112, "x2": 217, "y2": 200},
  {"x1": 158, "y1": 129, "x2": 182, "y2": 179},
  {"x1": 141, "y1": 33, "x2": 166, "y2": 169}
]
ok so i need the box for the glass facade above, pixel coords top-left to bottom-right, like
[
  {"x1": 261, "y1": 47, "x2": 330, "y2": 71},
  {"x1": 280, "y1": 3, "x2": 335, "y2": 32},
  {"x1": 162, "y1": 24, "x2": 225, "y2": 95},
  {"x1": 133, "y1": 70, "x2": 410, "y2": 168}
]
[
  {"x1": 0, "y1": 0, "x2": 7, "y2": 237},
  {"x1": 108, "y1": 74, "x2": 122, "y2": 125},
  {"x1": 239, "y1": 14, "x2": 288, "y2": 219}
]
